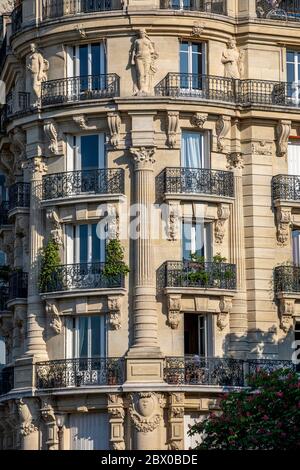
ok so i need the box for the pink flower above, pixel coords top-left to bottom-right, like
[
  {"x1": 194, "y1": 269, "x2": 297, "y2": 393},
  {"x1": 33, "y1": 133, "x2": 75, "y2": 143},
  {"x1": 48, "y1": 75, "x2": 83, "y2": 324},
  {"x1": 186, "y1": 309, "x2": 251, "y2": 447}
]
[
  {"x1": 276, "y1": 392, "x2": 283, "y2": 398},
  {"x1": 262, "y1": 415, "x2": 269, "y2": 421}
]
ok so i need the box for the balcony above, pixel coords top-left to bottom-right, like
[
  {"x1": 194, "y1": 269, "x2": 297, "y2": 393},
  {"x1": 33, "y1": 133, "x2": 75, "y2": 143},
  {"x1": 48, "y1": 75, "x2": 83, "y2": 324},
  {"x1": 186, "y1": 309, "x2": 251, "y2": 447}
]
[
  {"x1": 35, "y1": 357, "x2": 124, "y2": 389},
  {"x1": 41, "y1": 74, "x2": 120, "y2": 106},
  {"x1": 164, "y1": 261, "x2": 236, "y2": 290},
  {"x1": 160, "y1": 0, "x2": 227, "y2": 14},
  {"x1": 164, "y1": 357, "x2": 297, "y2": 387},
  {"x1": 41, "y1": 0, "x2": 123, "y2": 21},
  {"x1": 256, "y1": 0, "x2": 300, "y2": 21},
  {"x1": 0, "y1": 366, "x2": 14, "y2": 395},
  {"x1": 274, "y1": 265, "x2": 300, "y2": 294},
  {"x1": 155, "y1": 73, "x2": 300, "y2": 109},
  {"x1": 272, "y1": 175, "x2": 300, "y2": 203},
  {"x1": 162, "y1": 167, "x2": 234, "y2": 200},
  {"x1": 0, "y1": 202, "x2": 9, "y2": 226},
  {"x1": 40, "y1": 262, "x2": 125, "y2": 294},
  {"x1": 8, "y1": 183, "x2": 31, "y2": 213},
  {"x1": 42, "y1": 168, "x2": 124, "y2": 202},
  {"x1": 11, "y1": 4, "x2": 22, "y2": 35},
  {"x1": 8, "y1": 271, "x2": 28, "y2": 301},
  {"x1": 6, "y1": 91, "x2": 31, "y2": 119}
]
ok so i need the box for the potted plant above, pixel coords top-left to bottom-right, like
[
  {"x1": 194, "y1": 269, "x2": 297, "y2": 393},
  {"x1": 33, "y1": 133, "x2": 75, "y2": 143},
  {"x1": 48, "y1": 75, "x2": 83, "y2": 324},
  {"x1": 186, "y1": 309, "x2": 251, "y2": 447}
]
[
  {"x1": 39, "y1": 237, "x2": 62, "y2": 293},
  {"x1": 103, "y1": 239, "x2": 130, "y2": 286}
]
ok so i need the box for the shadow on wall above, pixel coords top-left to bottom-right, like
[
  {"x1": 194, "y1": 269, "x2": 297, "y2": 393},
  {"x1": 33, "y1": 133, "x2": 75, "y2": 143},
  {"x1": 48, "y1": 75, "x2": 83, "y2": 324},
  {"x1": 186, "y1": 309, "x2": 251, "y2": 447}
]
[{"x1": 223, "y1": 325, "x2": 296, "y2": 361}]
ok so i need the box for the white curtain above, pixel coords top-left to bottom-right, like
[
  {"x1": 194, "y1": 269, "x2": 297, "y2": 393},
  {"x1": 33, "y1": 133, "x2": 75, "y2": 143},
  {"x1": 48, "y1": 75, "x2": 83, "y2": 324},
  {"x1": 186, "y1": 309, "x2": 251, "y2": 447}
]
[
  {"x1": 288, "y1": 141, "x2": 300, "y2": 175},
  {"x1": 181, "y1": 132, "x2": 203, "y2": 168},
  {"x1": 69, "y1": 413, "x2": 108, "y2": 450},
  {"x1": 292, "y1": 230, "x2": 300, "y2": 266}
]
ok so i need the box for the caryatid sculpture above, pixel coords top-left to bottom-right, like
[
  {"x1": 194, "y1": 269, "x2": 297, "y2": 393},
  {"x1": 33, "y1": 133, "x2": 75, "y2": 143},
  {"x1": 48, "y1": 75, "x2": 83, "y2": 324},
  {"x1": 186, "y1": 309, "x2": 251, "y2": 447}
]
[
  {"x1": 221, "y1": 38, "x2": 243, "y2": 80},
  {"x1": 27, "y1": 43, "x2": 49, "y2": 106},
  {"x1": 131, "y1": 29, "x2": 158, "y2": 96}
]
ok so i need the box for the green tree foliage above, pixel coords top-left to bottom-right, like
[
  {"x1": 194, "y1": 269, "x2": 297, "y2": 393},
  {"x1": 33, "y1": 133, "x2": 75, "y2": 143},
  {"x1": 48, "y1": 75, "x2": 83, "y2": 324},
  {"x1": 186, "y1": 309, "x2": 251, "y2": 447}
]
[
  {"x1": 39, "y1": 238, "x2": 61, "y2": 292},
  {"x1": 188, "y1": 369, "x2": 300, "y2": 450},
  {"x1": 103, "y1": 239, "x2": 129, "y2": 279}
]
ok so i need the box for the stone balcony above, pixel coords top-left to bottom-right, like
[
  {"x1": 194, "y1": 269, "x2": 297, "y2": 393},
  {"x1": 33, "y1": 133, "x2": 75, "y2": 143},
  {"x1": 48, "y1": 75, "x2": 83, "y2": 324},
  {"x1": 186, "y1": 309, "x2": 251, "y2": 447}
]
[
  {"x1": 155, "y1": 73, "x2": 300, "y2": 110},
  {"x1": 42, "y1": 168, "x2": 125, "y2": 207},
  {"x1": 164, "y1": 356, "x2": 297, "y2": 387},
  {"x1": 35, "y1": 357, "x2": 125, "y2": 390},
  {"x1": 161, "y1": 167, "x2": 234, "y2": 203}
]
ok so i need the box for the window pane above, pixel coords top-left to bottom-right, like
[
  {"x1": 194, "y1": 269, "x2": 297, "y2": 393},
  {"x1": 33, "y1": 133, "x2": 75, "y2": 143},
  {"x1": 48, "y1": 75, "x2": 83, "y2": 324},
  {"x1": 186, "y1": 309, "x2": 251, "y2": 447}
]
[
  {"x1": 181, "y1": 131, "x2": 203, "y2": 168},
  {"x1": 81, "y1": 135, "x2": 99, "y2": 169},
  {"x1": 198, "y1": 316, "x2": 206, "y2": 357},
  {"x1": 79, "y1": 225, "x2": 88, "y2": 263},
  {"x1": 180, "y1": 50, "x2": 188, "y2": 75},
  {"x1": 287, "y1": 63, "x2": 295, "y2": 83},
  {"x1": 91, "y1": 316, "x2": 101, "y2": 357},
  {"x1": 287, "y1": 51, "x2": 295, "y2": 63},
  {"x1": 92, "y1": 224, "x2": 101, "y2": 262},
  {"x1": 182, "y1": 221, "x2": 192, "y2": 260},
  {"x1": 78, "y1": 317, "x2": 88, "y2": 358},
  {"x1": 79, "y1": 45, "x2": 88, "y2": 77},
  {"x1": 91, "y1": 43, "x2": 101, "y2": 76}
]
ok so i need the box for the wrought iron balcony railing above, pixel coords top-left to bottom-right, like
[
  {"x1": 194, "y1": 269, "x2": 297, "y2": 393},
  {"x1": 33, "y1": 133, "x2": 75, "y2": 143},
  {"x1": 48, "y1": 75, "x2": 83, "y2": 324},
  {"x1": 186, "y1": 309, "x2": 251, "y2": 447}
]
[
  {"x1": 272, "y1": 174, "x2": 300, "y2": 201},
  {"x1": 274, "y1": 265, "x2": 300, "y2": 293},
  {"x1": 164, "y1": 357, "x2": 297, "y2": 386},
  {"x1": 41, "y1": 0, "x2": 123, "y2": 20},
  {"x1": 0, "y1": 202, "x2": 9, "y2": 225},
  {"x1": 0, "y1": 284, "x2": 9, "y2": 311},
  {"x1": 42, "y1": 168, "x2": 124, "y2": 200},
  {"x1": 256, "y1": 0, "x2": 300, "y2": 21},
  {"x1": 165, "y1": 356, "x2": 245, "y2": 386},
  {"x1": 8, "y1": 183, "x2": 31, "y2": 212},
  {"x1": 0, "y1": 366, "x2": 14, "y2": 395},
  {"x1": 6, "y1": 91, "x2": 31, "y2": 118},
  {"x1": 36, "y1": 357, "x2": 125, "y2": 389},
  {"x1": 11, "y1": 4, "x2": 22, "y2": 35},
  {"x1": 163, "y1": 167, "x2": 234, "y2": 198},
  {"x1": 160, "y1": 0, "x2": 227, "y2": 13},
  {"x1": 155, "y1": 73, "x2": 300, "y2": 108},
  {"x1": 41, "y1": 262, "x2": 124, "y2": 293},
  {"x1": 164, "y1": 261, "x2": 237, "y2": 290},
  {"x1": 8, "y1": 271, "x2": 28, "y2": 300},
  {"x1": 41, "y1": 74, "x2": 120, "y2": 106}
]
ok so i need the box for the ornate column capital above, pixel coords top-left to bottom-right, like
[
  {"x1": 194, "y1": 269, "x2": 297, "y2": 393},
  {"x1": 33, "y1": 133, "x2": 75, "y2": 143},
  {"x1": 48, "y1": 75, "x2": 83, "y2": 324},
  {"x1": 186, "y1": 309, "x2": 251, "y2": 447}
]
[
  {"x1": 227, "y1": 152, "x2": 244, "y2": 171},
  {"x1": 26, "y1": 157, "x2": 48, "y2": 179},
  {"x1": 191, "y1": 112, "x2": 208, "y2": 129},
  {"x1": 130, "y1": 147, "x2": 156, "y2": 170}
]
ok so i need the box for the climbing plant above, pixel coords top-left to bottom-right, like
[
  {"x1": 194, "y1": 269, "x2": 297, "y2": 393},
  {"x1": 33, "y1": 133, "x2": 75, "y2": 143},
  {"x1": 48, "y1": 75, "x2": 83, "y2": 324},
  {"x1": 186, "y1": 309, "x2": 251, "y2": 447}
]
[
  {"x1": 39, "y1": 237, "x2": 61, "y2": 293},
  {"x1": 103, "y1": 239, "x2": 129, "y2": 281}
]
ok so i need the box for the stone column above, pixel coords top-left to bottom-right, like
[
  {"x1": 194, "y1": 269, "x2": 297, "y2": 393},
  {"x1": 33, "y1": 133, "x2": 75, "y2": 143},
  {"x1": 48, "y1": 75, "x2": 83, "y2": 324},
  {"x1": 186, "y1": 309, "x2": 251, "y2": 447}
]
[
  {"x1": 128, "y1": 147, "x2": 160, "y2": 354},
  {"x1": 129, "y1": 392, "x2": 165, "y2": 450},
  {"x1": 25, "y1": 157, "x2": 48, "y2": 359},
  {"x1": 227, "y1": 152, "x2": 248, "y2": 356},
  {"x1": 108, "y1": 394, "x2": 125, "y2": 450}
]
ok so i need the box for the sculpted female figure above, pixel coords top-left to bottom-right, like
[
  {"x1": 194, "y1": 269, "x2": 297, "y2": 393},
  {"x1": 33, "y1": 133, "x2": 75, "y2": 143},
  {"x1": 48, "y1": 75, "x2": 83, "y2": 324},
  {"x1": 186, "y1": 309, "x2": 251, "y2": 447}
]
[
  {"x1": 27, "y1": 43, "x2": 49, "y2": 106},
  {"x1": 131, "y1": 29, "x2": 158, "y2": 95}
]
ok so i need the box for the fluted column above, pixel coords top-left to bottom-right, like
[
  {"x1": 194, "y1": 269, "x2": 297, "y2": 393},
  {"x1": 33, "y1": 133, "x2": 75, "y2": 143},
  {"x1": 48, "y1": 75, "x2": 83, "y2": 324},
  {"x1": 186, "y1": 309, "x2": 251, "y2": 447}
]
[
  {"x1": 25, "y1": 157, "x2": 47, "y2": 358},
  {"x1": 228, "y1": 153, "x2": 248, "y2": 356},
  {"x1": 129, "y1": 147, "x2": 160, "y2": 354}
]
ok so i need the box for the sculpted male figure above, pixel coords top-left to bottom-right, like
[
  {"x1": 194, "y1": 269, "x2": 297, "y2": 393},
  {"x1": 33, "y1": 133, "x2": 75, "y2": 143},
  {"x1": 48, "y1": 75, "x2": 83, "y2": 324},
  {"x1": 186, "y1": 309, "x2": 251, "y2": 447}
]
[
  {"x1": 27, "y1": 43, "x2": 49, "y2": 106},
  {"x1": 221, "y1": 38, "x2": 242, "y2": 80},
  {"x1": 131, "y1": 29, "x2": 158, "y2": 95}
]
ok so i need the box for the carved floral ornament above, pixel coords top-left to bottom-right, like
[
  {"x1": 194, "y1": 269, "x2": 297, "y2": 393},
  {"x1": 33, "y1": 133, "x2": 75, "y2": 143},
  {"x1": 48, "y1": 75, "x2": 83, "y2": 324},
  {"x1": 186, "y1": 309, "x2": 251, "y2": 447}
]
[
  {"x1": 46, "y1": 207, "x2": 63, "y2": 246},
  {"x1": 16, "y1": 399, "x2": 38, "y2": 436},
  {"x1": 279, "y1": 298, "x2": 294, "y2": 333},
  {"x1": 130, "y1": 147, "x2": 156, "y2": 168},
  {"x1": 166, "y1": 111, "x2": 179, "y2": 148},
  {"x1": 191, "y1": 112, "x2": 208, "y2": 129},
  {"x1": 167, "y1": 294, "x2": 181, "y2": 329},
  {"x1": 275, "y1": 206, "x2": 292, "y2": 246},
  {"x1": 276, "y1": 120, "x2": 292, "y2": 158},
  {"x1": 107, "y1": 296, "x2": 122, "y2": 330},
  {"x1": 73, "y1": 115, "x2": 97, "y2": 131},
  {"x1": 216, "y1": 115, "x2": 231, "y2": 152},
  {"x1": 167, "y1": 201, "x2": 181, "y2": 241},
  {"x1": 43, "y1": 119, "x2": 60, "y2": 156},
  {"x1": 129, "y1": 392, "x2": 165, "y2": 433},
  {"x1": 214, "y1": 204, "x2": 230, "y2": 245},
  {"x1": 227, "y1": 152, "x2": 244, "y2": 170},
  {"x1": 107, "y1": 112, "x2": 121, "y2": 148},
  {"x1": 45, "y1": 300, "x2": 62, "y2": 335}
]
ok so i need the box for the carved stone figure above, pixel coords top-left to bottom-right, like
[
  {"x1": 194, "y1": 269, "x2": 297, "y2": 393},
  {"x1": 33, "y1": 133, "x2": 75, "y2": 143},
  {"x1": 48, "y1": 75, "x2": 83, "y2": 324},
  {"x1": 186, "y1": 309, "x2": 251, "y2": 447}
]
[
  {"x1": 16, "y1": 399, "x2": 38, "y2": 436},
  {"x1": 221, "y1": 38, "x2": 243, "y2": 80},
  {"x1": 45, "y1": 301, "x2": 62, "y2": 335},
  {"x1": 107, "y1": 112, "x2": 121, "y2": 148},
  {"x1": 131, "y1": 29, "x2": 158, "y2": 96},
  {"x1": 27, "y1": 43, "x2": 49, "y2": 106},
  {"x1": 107, "y1": 296, "x2": 122, "y2": 330},
  {"x1": 44, "y1": 120, "x2": 59, "y2": 155}
]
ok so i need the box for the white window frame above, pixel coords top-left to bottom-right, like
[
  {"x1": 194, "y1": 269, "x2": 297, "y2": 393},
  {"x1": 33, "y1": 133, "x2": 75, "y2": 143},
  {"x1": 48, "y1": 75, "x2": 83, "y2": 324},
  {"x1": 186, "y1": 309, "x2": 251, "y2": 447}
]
[
  {"x1": 65, "y1": 315, "x2": 107, "y2": 360},
  {"x1": 66, "y1": 133, "x2": 106, "y2": 172},
  {"x1": 182, "y1": 220, "x2": 212, "y2": 260},
  {"x1": 181, "y1": 130, "x2": 210, "y2": 169},
  {"x1": 65, "y1": 224, "x2": 105, "y2": 265},
  {"x1": 180, "y1": 41, "x2": 206, "y2": 94},
  {"x1": 287, "y1": 51, "x2": 300, "y2": 104}
]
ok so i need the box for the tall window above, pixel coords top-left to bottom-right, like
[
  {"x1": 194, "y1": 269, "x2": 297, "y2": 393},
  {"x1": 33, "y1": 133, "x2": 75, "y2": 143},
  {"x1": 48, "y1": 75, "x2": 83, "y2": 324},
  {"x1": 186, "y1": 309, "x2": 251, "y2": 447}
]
[
  {"x1": 67, "y1": 134, "x2": 106, "y2": 171},
  {"x1": 184, "y1": 313, "x2": 213, "y2": 357},
  {"x1": 181, "y1": 131, "x2": 209, "y2": 168},
  {"x1": 182, "y1": 220, "x2": 212, "y2": 261},
  {"x1": 67, "y1": 43, "x2": 106, "y2": 95},
  {"x1": 65, "y1": 316, "x2": 106, "y2": 359},
  {"x1": 65, "y1": 224, "x2": 105, "y2": 265},
  {"x1": 286, "y1": 51, "x2": 300, "y2": 102},
  {"x1": 180, "y1": 42, "x2": 205, "y2": 90},
  {"x1": 288, "y1": 140, "x2": 300, "y2": 176}
]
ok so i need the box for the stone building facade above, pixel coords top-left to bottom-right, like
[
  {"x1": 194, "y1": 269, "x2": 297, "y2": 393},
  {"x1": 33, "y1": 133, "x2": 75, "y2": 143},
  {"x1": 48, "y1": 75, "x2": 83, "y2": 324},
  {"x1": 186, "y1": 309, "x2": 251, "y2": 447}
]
[{"x1": 0, "y1": 0, "x2": 299, "y2": 450}]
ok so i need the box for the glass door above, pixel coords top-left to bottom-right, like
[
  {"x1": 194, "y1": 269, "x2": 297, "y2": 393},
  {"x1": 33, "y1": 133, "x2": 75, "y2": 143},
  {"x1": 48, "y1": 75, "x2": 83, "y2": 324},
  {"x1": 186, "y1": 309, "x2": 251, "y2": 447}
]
[
  {"x1": 182, "y1": 221, "x2": 212, "y2": 261},
  {"x1": 287, "y1": 51, "x2": 300, "y2": 104},
  {"x1": 180, "y1": 42, "x2": 205, "y2": 94}
]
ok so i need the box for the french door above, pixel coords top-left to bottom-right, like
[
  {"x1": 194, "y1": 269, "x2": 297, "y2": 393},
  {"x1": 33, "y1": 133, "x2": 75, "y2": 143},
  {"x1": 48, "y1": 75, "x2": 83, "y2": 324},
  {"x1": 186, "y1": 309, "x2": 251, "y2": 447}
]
[
  {"x1": 184, "y1": 313, "x2": 213, "y2": 357},
  {"x1": 286, "y1": 51, "x2": 300, "y2": 104},
  {"x1": 69, "y1": 413, "x2": 109, "y2": 450},
  {"x1": 67, "y1": 43, "x2": 106, "y2": 99},
  {"x1": 66, "y1": 223, "x2": 105, "y2": 265},
  {"x1": 288, "y1": 140, "x2": 300, "y2": 176},
  {"x1": 182, "y1": 220, "x2": 212, "y2": 261},
  {"x1": 180, "y1": 41, "x2": 206, "y2": 93}
]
